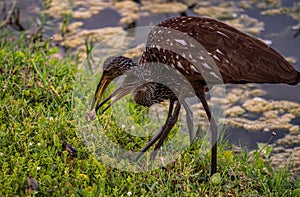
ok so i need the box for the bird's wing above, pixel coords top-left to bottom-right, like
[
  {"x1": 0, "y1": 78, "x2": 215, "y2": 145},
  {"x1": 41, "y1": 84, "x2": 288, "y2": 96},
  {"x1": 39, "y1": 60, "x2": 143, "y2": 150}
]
[{"x1": 154, "y1": 16, "x2": 298, "y2": 84}]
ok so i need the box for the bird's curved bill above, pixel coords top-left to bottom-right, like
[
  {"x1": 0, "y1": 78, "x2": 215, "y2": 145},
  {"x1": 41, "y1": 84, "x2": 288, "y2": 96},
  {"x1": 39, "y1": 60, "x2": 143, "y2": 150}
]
[
  {"x1": 90, "y1": 75, "x2": 111, "y2": 111},
  {"x1": 87, "y1": 75, "x2": 131, "y2": 121}
]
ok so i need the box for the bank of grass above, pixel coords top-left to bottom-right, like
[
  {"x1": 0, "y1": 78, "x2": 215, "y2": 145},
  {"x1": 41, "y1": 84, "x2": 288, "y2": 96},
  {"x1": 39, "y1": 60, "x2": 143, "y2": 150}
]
[{"x1": 0, "y1": 35, "x2": 299, "y2": 196}]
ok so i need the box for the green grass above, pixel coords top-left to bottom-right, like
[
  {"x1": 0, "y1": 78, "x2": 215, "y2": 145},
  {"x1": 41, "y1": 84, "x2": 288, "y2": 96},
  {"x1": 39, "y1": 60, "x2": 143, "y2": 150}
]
[{"x1": 0, "y1": 34, "x2": 299, "y2": 196}]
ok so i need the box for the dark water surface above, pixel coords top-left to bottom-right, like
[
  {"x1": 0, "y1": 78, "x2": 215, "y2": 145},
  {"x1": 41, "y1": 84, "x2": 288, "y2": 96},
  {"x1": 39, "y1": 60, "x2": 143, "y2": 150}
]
[{"x1": 82, "y1": 8, "x2": 121, "y2": 29}]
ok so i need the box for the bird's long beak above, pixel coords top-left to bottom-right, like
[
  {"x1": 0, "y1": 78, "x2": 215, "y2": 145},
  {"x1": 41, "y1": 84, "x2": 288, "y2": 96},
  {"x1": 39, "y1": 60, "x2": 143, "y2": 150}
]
[
  {"x1": 90, "y1": 75, "x2": 111, "y2": 112},
  {"x1": 87, "y1": 75, "x2": 132, "y2": 121},
  {"x1": 95, "y1": 85, "x2": 131, "y2": 113}
]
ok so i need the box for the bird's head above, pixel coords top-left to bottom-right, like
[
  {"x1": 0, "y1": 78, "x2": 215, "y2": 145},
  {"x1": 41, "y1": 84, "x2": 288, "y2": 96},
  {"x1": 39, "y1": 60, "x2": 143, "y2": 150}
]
[
  {"x1": 102, "y1": 56, "x2": 136, "y2": 81},
  {"x1": 88, "y1": 56, "x2": 137, "y2": 120}
]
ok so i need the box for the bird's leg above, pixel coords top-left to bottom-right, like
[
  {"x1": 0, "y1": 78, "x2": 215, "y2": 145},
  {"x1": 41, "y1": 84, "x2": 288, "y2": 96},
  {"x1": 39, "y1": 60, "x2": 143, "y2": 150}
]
[
  {"x1": 150, "y1": 101, "x2": 181, "y2": 160},
  {"x1": 182, "y1": 100, "x2": 195, "y2": 143},
  {"x1": 196, "y1": 89, "x2": 218, "y2": 176},
  {"x1": 134, "y1": 100, "x2": 175, "y2": 161},
  {"x1": 150, "y1": 85, "x2": 188, "y2": 160},
  {"x1": 194, "y1": 124, "x2": 204, "y2": 142}
]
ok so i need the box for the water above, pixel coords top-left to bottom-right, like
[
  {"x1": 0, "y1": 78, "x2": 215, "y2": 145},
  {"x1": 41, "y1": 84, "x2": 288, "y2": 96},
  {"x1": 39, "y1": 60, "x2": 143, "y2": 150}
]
[
  {"x1": 225, "y1": 127, "x2": 287, "y2": 150},
  {"x1": 82, "y1": 8, "x2": 121, "y2": 29}
]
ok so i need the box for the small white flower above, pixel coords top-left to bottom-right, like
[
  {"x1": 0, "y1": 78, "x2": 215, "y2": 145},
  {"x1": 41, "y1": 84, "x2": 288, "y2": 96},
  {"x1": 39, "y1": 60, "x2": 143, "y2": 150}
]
[
  {"x1": 36, "y1": 166, "x2": 41, "y2": 171},
  {"x1": 131, "y1": 125, "x2": 135, "y2": 130},
  {"x1": 127, "y1": 191, "x2": 132, "y2": 196},
  {"x1": 0, "y1": 152, "x2": 3, "y2": 156},
  {"x1": 37, "y1": 142, "x2": 41, "y2": 146},
  {"x1": 121, "y1": 124, "x2": 126, "y2": 129},
  {"x1": 29, "y1": 142, "x2": 33, "y2": 146},
  {"x1": 49, "y1": 117, "x2": 53, "y2": 121}
]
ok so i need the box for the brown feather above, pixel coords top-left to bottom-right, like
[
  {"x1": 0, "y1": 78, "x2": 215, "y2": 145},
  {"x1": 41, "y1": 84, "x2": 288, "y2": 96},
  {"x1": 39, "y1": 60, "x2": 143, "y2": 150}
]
[{"x1": 142, "y1": 16, "x2": 299, "y2": 85}]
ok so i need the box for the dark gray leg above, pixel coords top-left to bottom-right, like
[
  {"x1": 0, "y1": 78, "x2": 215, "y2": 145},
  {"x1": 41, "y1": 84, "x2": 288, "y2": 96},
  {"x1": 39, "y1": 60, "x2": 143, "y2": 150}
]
[
  {"x1": 196, "y1": 89, "x2": 218, "y2": 176},
  {"x1": 182, "y1": 100, "x2": 195, "y2": 143},
  {"x1": 134, "y1": 100, "x2": 175, "y2": 161},
  {"x1": 150, "y1": 101, "x2": 181, "y2": 160}
]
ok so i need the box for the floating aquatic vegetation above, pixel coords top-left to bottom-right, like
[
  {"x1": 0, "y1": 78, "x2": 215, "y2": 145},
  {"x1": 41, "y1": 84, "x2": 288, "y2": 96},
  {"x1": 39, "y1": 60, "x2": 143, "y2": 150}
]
[
  {"x1": 243, "y1": 98, "x2": 300, "y2": 113},
  {"x1": 243, "y1": 97, "x2": 272, "y2": 113},
  {"x1": 187, "y1": 85, "x2": 299, "y2": 133},
  {"x1": 261, "y1": 8, "x2": 286, "y2": 16},
  {"x1": 226, "y1": 87, "x2": 266, "y2": 104},
  {"x1": 289, "y1": 107, "x2": 300, "y2": 117},
  {"x1": 259, "y1": 2, "x2": 300, "y2": 21},
  {"x1": 193, "y1": 5, "x2": 239, "y2": 20},
  {"x1": 72, "y1": 9, "x2": 93, "y2": 19},
  {"x1": 255, "y1": 0, "x2": 282, "y2": 10},
  {"x1": 225, "y1": 15, "x2": 265, "y2": 35},
  {"x1": 277, "y1": 135, "x2": 300, "y2": 146},
  {"x1": 114, "y1": 1, "x2": 139, "y2": 25},
  {"x1": 123, "y1": 43, "x2": 145, "y2": 59},
  {"x1": 222, "y1": 97, "x2": 300, "y2": 132},
  {"x1": 141, "y1": 1, "x2": 187, "y2": 14},
  {"x1": 59, "y1": 26, "x2": 131, "y2": 62},
  {"x1": 188, "y1": 85, "x2": 297, "y2": 134},
  {"x1": 271, "y1": 141, "x2": 300, "y2": 173},
  {"x1": 225, "y1": 106, "x2": 245, "y2": 117},
  {"x1": 238, "y1": 1, "x2": 254, "y2": 10},
  {"x1": 226, "y1": 116, "x2": 294, "y2": 132},
  {"x1": 289, "y1": 125, "x2": 300, "y2": 134},
  {"x1": 65, "y1": 21, "x2": 84, "y2": 33},
  {"x1": 263, "y1": 110, "x2": 278, "y2": 119},
  {"x1": 185, "y1": 86, "x2": 299, "y2": 135},
  {"x1": 287, "y1": 3, "x2": 300, "y2": 21},
  {"x1": 181, "y1": 0, "x2": 197, "y2": 8},
  {"x1": 62, "y1": 27, "x2": 125, "y2": 48},
  {"x1": 45, "y1": 0, "x2": 111, "y2": 19},
  {"x1": 44, "y1": 0, "x2": 72, "y2": 18}
]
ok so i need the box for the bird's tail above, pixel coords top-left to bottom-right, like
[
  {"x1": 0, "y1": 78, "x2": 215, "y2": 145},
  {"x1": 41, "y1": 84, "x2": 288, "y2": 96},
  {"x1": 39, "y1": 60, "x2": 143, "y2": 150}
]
[
  {"x1": 296, "y1": 71, "x2": 300, "y2": 85},
  {"x1": 289, "y1": 71, "x2": 300, "y2": 85}
]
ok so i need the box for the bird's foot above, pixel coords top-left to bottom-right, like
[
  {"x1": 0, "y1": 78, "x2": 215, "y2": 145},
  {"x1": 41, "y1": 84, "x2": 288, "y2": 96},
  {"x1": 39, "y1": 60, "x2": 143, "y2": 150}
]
[{"x1": 86, "y1": 109, "x2": 96, "y2": 121}]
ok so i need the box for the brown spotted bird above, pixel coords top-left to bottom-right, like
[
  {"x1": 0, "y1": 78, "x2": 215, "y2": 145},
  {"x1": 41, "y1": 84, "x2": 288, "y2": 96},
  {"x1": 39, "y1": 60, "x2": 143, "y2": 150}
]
[{"x1": 89, "y1": 16, "x2": 300, "y2": 175}]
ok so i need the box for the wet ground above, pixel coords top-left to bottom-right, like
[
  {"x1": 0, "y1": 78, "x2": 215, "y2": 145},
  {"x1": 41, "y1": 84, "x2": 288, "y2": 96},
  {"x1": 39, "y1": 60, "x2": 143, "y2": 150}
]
[{"x1": 1, "y1": 0, "x2": 299, "y2": 171}]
